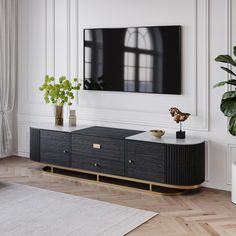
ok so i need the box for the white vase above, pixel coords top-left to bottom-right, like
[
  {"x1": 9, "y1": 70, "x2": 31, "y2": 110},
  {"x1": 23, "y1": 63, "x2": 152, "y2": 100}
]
[{"x1": 69, "y1": 109, "x2": 76, "y2": 127}]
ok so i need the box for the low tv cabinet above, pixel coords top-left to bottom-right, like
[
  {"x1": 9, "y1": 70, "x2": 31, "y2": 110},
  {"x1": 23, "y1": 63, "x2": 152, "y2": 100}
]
[{"x1": 30, "y1": 125, "x2": 205, "y2": 195}]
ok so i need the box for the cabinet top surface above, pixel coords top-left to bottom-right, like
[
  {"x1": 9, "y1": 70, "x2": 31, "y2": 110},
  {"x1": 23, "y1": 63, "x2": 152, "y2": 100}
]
[
  {"x1": 72, "y1": 126, "x2": 143, "y2": 139},
  {"x1": 30, "y1": 124, "x2": 205, "y2": 144},
  {"x1": 126, "y1": 132, "x2": 205, "y2": 145},
  {"x1": 30, "y1": 123, "x2": 90, "y2": 132}
]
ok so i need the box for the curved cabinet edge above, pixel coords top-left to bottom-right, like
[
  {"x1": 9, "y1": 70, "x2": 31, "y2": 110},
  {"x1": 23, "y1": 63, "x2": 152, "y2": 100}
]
[{"x1": 165, "y1": 142, "x2": 205, "y2": 185}]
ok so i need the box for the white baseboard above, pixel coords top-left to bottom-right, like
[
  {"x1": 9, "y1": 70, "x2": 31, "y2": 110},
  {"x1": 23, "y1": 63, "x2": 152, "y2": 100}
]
[
  {"x1": 15, "y1": 152, "x2": 29, "y2": 158},
  {"x1": 202, "y1": 182, "x2": 231, "y2": 192}
]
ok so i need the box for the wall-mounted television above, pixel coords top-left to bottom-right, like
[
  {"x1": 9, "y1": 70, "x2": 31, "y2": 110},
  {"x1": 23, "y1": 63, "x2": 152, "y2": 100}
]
[{"x1": 83, "y1": 25, "x2": 181, "y2": 94}]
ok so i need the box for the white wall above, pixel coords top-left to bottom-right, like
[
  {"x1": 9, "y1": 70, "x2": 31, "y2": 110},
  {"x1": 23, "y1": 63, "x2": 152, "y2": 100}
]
[{"x1": 17, "y1": 0, "x2": 236, "y2": 191}]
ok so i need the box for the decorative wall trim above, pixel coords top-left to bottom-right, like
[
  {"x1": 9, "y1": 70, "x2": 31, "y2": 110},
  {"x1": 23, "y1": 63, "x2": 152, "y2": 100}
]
[
  {"x1": 226, "y1": 0, "x2": 234, "y2": 186},
  {"x1": 227, "y1": 144, "x2": 236, "y2": 185},
  {"x1": 67, "y1": 0, "x2": 70, "y2": 81},
  {"x1": 193, "y1": 0, "x2": 197, "y2": 116},
  {"x1": 45, "y1": 0, "x2": 47, "y2": 75},
  {"x1": 226, "y1": 0, "x2": 233, "y2": 134},
  {"x1": 76, "y1": 0, "x2": 79, "y2": 104},
  {"x1": 204, "y1": 0, "x2": 210, "y2": 131},
  {"x1": 26, "y1": 0, "x2": 46, "y2": 105},
  {"x1": 226, "y1": 0, "x2": 232, "y2": 69}
]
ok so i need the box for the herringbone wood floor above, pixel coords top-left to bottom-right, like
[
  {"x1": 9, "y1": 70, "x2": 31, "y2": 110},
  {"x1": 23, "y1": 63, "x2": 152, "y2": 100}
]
[{"x1": 0, "y1": 156, "x2": 235, "y2": 236}]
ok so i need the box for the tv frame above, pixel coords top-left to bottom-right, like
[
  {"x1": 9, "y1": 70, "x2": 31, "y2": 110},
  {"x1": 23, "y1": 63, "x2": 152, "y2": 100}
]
[{"x1": 83, "y1": 25, "x2": 182, "y2": 95}]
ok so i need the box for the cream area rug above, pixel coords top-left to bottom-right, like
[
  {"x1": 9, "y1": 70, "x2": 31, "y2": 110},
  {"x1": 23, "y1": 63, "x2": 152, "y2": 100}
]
[{"x1": 0, "y1": 183, "x2": 157, "y2": 236}]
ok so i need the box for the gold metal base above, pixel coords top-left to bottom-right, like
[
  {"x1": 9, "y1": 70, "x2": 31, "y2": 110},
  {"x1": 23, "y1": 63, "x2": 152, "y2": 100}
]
[{"x1": 42, "y1": 164, "x2": 201, "y2": 196}]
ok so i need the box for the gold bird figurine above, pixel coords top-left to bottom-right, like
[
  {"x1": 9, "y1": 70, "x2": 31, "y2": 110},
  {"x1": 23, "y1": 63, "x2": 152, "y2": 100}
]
[{"x1": 169, "y1": 107, "x2": 191, "y2": 123}]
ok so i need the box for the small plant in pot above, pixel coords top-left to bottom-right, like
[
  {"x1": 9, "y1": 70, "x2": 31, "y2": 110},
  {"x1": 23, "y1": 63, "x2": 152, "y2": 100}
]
[
  {"x1": 39, "y1": 75, "x2": 81, "y2": 126},
  {"x1": 214, "y1": 46, "x2": 236, "y2": 135}
]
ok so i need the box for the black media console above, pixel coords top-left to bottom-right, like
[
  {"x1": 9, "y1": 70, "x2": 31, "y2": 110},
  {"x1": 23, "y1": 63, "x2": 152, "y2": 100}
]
[{"x1": 30, "y1": 126, "x2": 205, "y2": 195}]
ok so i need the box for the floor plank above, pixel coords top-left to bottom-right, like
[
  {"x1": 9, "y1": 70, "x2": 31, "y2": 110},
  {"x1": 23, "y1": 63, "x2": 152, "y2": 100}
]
[{"x1": 0, "y1": 156, "x2": 235, "y2": 236}]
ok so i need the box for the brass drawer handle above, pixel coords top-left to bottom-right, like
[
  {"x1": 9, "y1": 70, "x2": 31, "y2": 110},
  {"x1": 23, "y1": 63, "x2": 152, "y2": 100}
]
[{"x1": 93, "y1": 144, "x2": 101, "y2": 149}]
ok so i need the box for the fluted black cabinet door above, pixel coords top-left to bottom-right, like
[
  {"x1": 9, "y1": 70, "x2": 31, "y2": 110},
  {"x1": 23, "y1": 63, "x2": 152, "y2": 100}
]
[
  {"x1": 165, "y1": 143, "x2": 205, "y2": 185},
  {"x1": 40, "y1": 130, "x2": 71, "y2": 167},
  {"x1": 126, "y1": 140, "x2": 165, "y2": 183}
]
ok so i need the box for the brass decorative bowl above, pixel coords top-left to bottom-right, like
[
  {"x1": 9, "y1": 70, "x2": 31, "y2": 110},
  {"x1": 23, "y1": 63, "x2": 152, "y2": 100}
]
[{"x1": 150, "y1": 129, "x2": 165, "y2": 138}]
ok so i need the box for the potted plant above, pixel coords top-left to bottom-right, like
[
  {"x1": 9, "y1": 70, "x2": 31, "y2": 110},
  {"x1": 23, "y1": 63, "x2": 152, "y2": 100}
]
[
  {"x1": 214, "y1": 46, "x2": 236, "y2": 135},
  {"x1": 39, "y1": 75, "x2": 81, "y2": 126}
]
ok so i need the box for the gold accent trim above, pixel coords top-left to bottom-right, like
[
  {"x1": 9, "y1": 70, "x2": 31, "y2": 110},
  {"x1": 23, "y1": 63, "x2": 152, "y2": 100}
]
[
  {"x1": 41, "y1": 164, "x2": 201, "y2": 195},
  {"x1": 149, "y1": 184, "x2": 152, "y2": 192},
  {"x1": 93, "y1": 144, "x2": 101, "y2": 149}
]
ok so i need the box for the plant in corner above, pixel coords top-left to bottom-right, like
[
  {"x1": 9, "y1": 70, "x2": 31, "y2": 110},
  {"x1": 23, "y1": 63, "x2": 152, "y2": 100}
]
[
  {"x1": 39, "y1": 75, "x2": 81, "y2": 126},
  {"x1": 214, "y1": 46, "x2": 236, "y2": 135}
]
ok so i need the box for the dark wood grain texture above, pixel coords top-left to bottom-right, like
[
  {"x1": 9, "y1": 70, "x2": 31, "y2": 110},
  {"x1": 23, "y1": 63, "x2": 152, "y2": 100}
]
[
  {"x1": 72, "y1": 155, "x2": 124, "y2": 176},
  {"x1": 30, "y1": 128, "x2": 40, "y2": 162},
  {"x1": 40, "y1": 130, "x2": 71, "y2": 167},
  {"x1": 72, "y1": 134, "x2": 124, "y2": 160},
  {"x1": 72, "y1": 134, "x2": 124, "y2": 175},
  {"x1": 126, "y1": 140, "x2": 165, "y2": 183},
  {"x1": 72, "y1": 126, "x2": 143, "y2": 139}
]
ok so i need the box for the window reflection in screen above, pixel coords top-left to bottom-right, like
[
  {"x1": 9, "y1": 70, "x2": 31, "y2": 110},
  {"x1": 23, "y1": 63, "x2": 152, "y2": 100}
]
[
  {"x1": 84, "y1": 29, "x2": 104, "y2": 90},
  {"x1": 124, "y1": 28, "x2": 154, "y2": 92},
  {"x1": 84, "y1": 30, "x2": 92, "y2": 80}
]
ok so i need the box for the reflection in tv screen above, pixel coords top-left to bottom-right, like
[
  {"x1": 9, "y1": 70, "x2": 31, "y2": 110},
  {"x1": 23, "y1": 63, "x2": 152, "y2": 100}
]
[{"x1": 83, "y1": 26, "x2": 181, "y2": 94}]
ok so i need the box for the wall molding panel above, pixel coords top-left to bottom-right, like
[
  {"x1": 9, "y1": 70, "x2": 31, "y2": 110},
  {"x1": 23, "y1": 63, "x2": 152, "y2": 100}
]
[
  {"x1": 227, "y1": 144, "x2": 236, "y2": 185},
  {"x1": 226, "y1": 0, "x2": 236, "y2": 186}
]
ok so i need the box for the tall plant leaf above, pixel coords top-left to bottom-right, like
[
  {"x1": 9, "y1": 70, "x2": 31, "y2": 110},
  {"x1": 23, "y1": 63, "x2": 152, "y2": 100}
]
[
  {"x1": 220, "y1": 66, "x2": 236, "y2": 77},
  {"x1": 214, "y1": 79, "x2": 236, "y2": 88},
  {"x1": 215, "y1": 46, "x2": 236, "y2": 136},
  {"x1": 229, "y1": 115, "x2": 236, "y2": 135},
  {"x1": 220, "y1": 96, "x2": 236, "y2": 117},
  {"x1": 222, "y1": 91, "x2": 236, "y2": 100},
  {"x1": 234, "y1": 46, "x2": 236, "y2": 57},
  {"x1": 215, "y1": 55, "x2": 236, "y2": 67}
]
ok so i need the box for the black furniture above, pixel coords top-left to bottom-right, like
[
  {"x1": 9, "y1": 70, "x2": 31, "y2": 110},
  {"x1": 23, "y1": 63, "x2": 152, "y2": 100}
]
[{"x1": 30, "y1": 126, "x2": 205, "y2": 194}]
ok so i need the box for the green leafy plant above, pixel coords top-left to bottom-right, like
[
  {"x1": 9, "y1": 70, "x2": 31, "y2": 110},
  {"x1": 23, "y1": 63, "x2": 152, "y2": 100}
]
[
  {"x1": 39, "y1": 75, "x2": 81, "y2": 106},
  {"x1": 214, "y1": 46, "x2": 236, "y2": 135}
]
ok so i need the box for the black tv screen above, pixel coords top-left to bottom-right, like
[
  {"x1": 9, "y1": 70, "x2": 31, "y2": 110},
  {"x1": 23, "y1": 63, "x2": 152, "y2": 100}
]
[{"x1": 83, "y1": 25, "x2": 181, "y2": 94}]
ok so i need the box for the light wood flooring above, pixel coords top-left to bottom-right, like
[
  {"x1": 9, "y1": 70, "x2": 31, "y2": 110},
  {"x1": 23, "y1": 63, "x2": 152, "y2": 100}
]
[{"x1": 0, "y1": 156, "x2": 236, "y2": 236}]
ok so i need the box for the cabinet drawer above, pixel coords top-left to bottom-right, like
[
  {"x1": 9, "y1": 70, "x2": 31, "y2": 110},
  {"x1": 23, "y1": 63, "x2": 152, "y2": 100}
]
[
  {"x1": 40, "y1": 130, "x2": 71, "y2": 167},
  {"x1": 126, "y1": 141, "x2": 165, "y2": 183},
  {"x1": 72, "y1": 156, "x2": 124, "y2": 176},
  {"x1": 72, "y1": 134, "x2": 124, "y2": 161}
]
